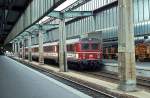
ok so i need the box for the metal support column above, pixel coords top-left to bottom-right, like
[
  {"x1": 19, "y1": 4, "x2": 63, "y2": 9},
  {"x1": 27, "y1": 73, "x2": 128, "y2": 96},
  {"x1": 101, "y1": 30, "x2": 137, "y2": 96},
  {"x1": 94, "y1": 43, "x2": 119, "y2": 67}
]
[
  {"x1": 28, "y1": 34, "x2": 32, "y2": 62},
  {"x1": 99, "y1": 31, "x2": 103, "y2": 60},
  {"x1": 38, "y1": 29, "x2": 44, "y2": 64},
  {"x1": 118, "y1": 0, "x2": 136, "y2": 91},
  {"x1": 59, "y1": 19, "x2": 68, "y2": 72},
  {"x1": 17, "y1": 41, "x2": 20, "y2": 58},
  {"x1": 12, "y1": 42, "x2": 15, "y2": 55},
  {"x1": 14, "y1": 42, "x2": 17, "y2": 57},
  {"x1": 21, "y1": 39, "x2": 25, "y2": 60}
]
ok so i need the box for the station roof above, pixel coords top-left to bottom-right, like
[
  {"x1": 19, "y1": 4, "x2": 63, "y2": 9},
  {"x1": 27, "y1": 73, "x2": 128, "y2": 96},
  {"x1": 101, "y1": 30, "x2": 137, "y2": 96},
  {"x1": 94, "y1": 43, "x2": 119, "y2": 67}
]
[
  {"x1": 0, "y1": 0, "x2": 32, "y2": 44},
  {"x1": 8, "y1": 0, "x2": 118, "y2": 44}
]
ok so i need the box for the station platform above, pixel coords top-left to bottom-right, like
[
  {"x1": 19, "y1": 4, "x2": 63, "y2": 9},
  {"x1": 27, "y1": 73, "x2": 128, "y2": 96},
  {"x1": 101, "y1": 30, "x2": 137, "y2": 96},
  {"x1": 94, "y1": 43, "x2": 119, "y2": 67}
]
[
  {"x1": 103, "y1": 59, "x2": 150, "y2": 77},
  {"x1": 0, "y1": 56, "x2": 91, "y2": 98},
  {"x1": 11, "y1": 56, "x2": 150, "y2": 98},
  {"x1": 103, "y1": 59, "x2": 150, "y2": 68}
]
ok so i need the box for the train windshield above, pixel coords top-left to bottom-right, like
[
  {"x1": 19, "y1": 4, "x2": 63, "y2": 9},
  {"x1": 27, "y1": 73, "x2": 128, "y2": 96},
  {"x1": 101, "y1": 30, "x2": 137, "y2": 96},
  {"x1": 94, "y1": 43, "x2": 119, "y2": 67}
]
[
  {"x1": 91, "y1": 43, "x2": 99, "y2": 50},
  {"x1": 81, "y1": 43, "x2": 99, "y2": 50},
  {"x1": 81, "y1": 43, "x2": 90, "y2": 50}
]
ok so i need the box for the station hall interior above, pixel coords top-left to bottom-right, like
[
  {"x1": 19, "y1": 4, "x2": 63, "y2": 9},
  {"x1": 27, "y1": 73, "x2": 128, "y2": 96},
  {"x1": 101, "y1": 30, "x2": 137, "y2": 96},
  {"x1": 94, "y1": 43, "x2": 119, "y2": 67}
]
[{"x1": 0, "y1": 0, "x2": 150, "y2": 98}]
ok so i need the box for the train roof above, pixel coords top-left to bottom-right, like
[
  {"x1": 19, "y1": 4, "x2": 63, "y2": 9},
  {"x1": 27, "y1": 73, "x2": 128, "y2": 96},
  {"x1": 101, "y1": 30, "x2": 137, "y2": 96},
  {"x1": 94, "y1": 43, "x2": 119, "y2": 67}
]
[{"x1": 79, "y1": 38, "x2": 100, "y2": 43}]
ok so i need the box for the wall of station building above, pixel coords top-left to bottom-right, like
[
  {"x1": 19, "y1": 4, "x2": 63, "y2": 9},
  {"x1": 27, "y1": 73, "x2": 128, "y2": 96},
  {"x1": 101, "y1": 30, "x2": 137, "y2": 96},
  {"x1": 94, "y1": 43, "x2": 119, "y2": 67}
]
[{"x1": 30, "y1": 0, "x2": 150, "y2": 46}]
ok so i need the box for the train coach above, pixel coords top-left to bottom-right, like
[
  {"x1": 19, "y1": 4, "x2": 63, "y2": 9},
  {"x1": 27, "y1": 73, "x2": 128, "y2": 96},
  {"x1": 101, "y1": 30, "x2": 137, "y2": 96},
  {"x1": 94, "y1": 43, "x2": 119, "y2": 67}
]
[
  {"x1": 23, "y1": 38, "x2": 104, "y2": 70},
  {"x1": 135, "y1": 39, "x2": 150, "y2": 61},
  {"x1": 103, "y1": 39, "x2": 150, "y2": 61}
]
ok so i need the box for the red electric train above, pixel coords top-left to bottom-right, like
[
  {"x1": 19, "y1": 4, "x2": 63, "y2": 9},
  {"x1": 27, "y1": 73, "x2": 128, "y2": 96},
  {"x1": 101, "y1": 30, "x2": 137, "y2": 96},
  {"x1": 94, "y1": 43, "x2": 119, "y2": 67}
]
[{"x1": 23, "y1": 38, "x2": 104, "y2": 70}]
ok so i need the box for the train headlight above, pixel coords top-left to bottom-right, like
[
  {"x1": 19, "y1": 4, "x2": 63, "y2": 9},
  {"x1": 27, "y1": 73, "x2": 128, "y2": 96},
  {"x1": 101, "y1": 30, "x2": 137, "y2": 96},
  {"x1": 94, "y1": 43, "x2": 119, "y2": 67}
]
[{"x1": 76, "y1": 54, "x2": 79, "y2": 59}]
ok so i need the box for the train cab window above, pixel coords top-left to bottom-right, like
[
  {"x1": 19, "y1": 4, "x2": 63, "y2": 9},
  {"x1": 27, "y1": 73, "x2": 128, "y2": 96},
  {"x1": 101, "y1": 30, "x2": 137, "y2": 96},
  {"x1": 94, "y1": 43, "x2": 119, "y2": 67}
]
[
  {"x1": 91, "y1": 43, "x2": 99, "y2": 50},
  {"x1": 81, "y1": 43, "x2": 89, "y2": 50}
]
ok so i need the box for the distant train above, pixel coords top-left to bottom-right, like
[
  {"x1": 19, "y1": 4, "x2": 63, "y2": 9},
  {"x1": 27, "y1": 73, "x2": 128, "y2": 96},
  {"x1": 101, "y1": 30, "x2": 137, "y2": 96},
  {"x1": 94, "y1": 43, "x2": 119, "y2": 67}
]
[
  {"x1": 103, "y1": 39, "x2": 150, "y2": 61},
  {"x1": 135, "y1": 39, "x2": 150, "y2": 61},
  {"x1": 21, "y1": 38, "x2": 104, "y2": 70}
]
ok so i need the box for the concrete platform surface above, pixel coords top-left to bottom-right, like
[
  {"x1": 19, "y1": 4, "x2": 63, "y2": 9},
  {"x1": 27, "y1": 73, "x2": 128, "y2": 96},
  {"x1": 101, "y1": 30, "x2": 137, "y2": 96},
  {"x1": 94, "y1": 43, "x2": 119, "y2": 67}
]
[
  {"x1": 103, "y1": 59, "x2": 150, "y2": 68},
  {"x1": 12, "y1": 56, "x2": 150, "y2": 98},
  {"x1": 0, "y1": 56, "x2": 92, "y2": 98},
  {"x1": 103, "y1": 59, "x2": 150, "y2": 77}
]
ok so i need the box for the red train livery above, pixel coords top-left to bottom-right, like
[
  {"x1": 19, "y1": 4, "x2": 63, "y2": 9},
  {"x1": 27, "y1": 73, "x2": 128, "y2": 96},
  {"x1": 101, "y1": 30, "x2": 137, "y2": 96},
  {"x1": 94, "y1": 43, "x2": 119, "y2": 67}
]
[{"x1": 22, "y1": 38, "x2": 104, "y2": 70}]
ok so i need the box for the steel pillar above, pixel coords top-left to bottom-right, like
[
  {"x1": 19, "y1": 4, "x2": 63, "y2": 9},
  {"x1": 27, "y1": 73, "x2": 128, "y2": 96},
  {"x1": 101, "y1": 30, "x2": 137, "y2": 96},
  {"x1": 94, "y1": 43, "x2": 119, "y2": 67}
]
[
  {"x1": 98, "y1": 31, "x2": 103, "y2": 60},
  {"x1": 21, "y1": 39, "x2": 25, "y2": 60},
  {"x1": 12, "y1": 42, "x2": 15, "y2": 55},
  {"x1": 38, "y1": 30, "x2": 44, "y2": 64},
  {"x1": 17, "y1": 41, "x2": 20, "y2": 57},
  {"x1": 28, "y1": 34, "x2": 32, "y2": 62},
  {"x1": 118, "y1": 0, "x2": 137, "y2": 91},
  {"x1": 59, "y1": 19, "x2": 67, "y2": 72},
  {"x1": 14, "y1": 42, "x2": 17, "y2": 57}
]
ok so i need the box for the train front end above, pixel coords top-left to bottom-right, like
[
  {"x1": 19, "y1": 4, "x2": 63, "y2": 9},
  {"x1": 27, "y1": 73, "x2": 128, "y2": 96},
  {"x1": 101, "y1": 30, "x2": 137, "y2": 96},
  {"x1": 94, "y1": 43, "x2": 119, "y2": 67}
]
[{"x1": 74, "y1": 38, "x2": 104, "y2": 70}]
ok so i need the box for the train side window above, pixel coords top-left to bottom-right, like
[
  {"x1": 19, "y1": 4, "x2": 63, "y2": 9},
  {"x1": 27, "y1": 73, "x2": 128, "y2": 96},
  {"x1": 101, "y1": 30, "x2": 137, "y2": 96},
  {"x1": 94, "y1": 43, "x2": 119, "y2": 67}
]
[
  {"x1": 43, "y1": 46, "x2": 55, "y2": 52},
  {"x1": 81, "y1": 43, "x2": 89, "y2": 50},
  {"x1": 44, "y1": 46, "x2": 48, "y2": 52},
  {"x1": 49, "y1": 46, "x2": 54, "y2": 52},
  {"x1": 34, "y1": 47, "x2": 38, "y2": 52}
]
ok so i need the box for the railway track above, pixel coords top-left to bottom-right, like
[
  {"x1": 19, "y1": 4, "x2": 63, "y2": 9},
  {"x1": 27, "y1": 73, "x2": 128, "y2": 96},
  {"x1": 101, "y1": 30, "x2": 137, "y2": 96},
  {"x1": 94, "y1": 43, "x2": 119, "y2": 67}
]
[
  {"x1": 85, "y1": 71, "x2": 150, "y2": 90},
  {"x1": 26, "y1": 64, "x2": 117, "y2": 98},
  {"x1": 16, "y1": 60, "x2": 135, "y2": 98}
]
